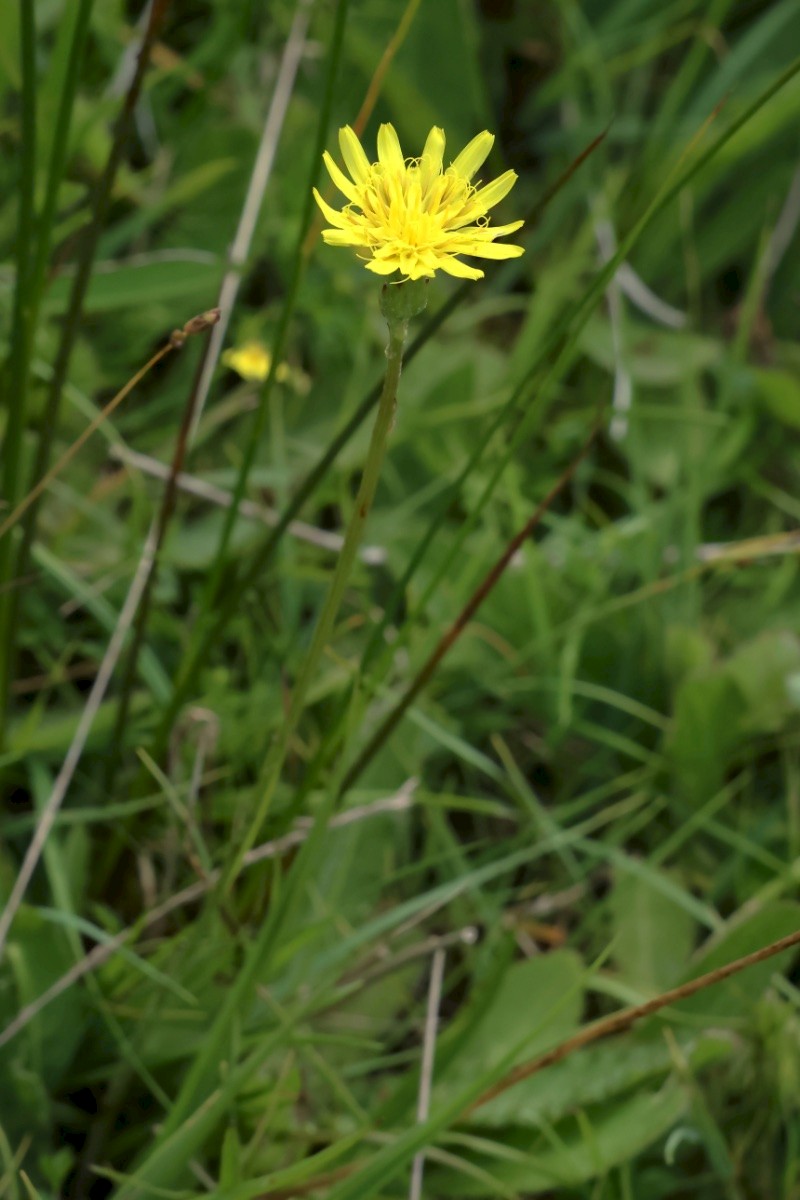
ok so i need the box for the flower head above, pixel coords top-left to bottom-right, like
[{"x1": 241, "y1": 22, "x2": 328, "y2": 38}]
[
  {"x1": 222, "y1": 341, "x2": 290, "y2": 383},
  {"x1": 313, "y1": 124, "x2": 524, "y2": 282}
]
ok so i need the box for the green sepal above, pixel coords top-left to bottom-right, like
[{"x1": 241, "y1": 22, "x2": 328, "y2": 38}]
[{"x1": 380, "y1": 278, "x2": 429, "y2": 325}]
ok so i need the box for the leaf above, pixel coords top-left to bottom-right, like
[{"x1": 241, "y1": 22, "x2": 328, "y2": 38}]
[
  {"x1": 436, "y1": 951, "x2": 584, "y2": 1095},
  {"x1": 581, "y1": 316, "x2": 722, "y2": 385},
  {"x1": 432, "y1": 1078, "x2": 690, "y2": 1195},
  {"x1": 42, "y1": 256, "x2": 224, "y2": 315},
  {"x1": 667, "y1": 667, "x2": 746, "y2": 807},
  {"x1": 468, "y1": 1030, "x2": 731, "y2": 1130},
  {"x1": 0, "y1": 907, "x2": 85, "y2": 1091},
  {"x1": 725, "y1": 631, "x2": 800, "y2": 734},
  {"x1": 753, "y1": 366, "x2": 800, "y2": 430},
  {"x1": 611, "y1": 863, "x2": 697, "y2": 992}
]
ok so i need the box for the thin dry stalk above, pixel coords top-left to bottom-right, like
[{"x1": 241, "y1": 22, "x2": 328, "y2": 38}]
[
  {"x1": 0, "y1": 344, "x2": 174, "y2": 541},
  {"x1": 106, "y1": 311, "x2": 221, "y2": 769},
  {"x1": 409, "y1": 946, "x2": 446, "y2": 1200},
  {"x1": 111, "y1": 444, "x2": 387, "y2": 563},
  {"x1": 187, "y1": 0, "x2": 315, "y2": 442}
]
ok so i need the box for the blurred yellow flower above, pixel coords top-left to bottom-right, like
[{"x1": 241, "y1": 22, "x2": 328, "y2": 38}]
[
  {"x1": 222, "y1": 341, "x2": 290, "y2": 383},
  {"x1": 313, "y1": 124, "x2": 524, "y2": 282}
]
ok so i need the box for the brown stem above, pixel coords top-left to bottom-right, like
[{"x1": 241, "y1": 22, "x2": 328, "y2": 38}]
[
  {"x1": 104, "y1": 310, "x2": 220, "y2": 782},
  {"x1": 470, "y1": 923, "x2": 800, "y2": 1112},
  {"x1": 0, "y1": 344, "x2": 174, "y2": 542}
]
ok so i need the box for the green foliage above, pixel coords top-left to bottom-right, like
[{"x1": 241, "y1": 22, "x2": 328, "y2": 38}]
[{"x1": 1, "y1": 0, "x2": 800, "y2": 1197}]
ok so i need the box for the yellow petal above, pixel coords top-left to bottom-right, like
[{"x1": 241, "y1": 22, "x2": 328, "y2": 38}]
[
  {"x1": 399, "y1": 251, "x2": 433, "y2": 280},
  {"x1": 450, "y1": 131, "x2": 494, "y2": 180},
  {"x1": 436, "y1": 255, "x2": 484, "y2": 280},
  {"x1": 338, "y1": 126, "x2": 371, "y2": 184},
  {"x1": 365, "y1": 256, "x2": 401, "y2": 275},
  {"x1": 377, "y1": 123, "x2": 405, "y2": 173},
  {"x1": 464, "y1": 241, "x2": 525, "y2": 260},
  {"x1": 422, "y1": 126, "x2": 445, "y2": 172},
  {"x1": 455, "y1": 219, "x2": 525, "y2": 240},
  {"x1": 323, "y1": 150, "x2": 359, "y2": 202},
  {"x1": 312, "y1": 187, "x2": 351, "y2": 229},
  {"x1": 372, "y1": 242, "x2": 401, "y2": 260},
  {"x1": 318, "y1": 123, "x2": 523, "y2": 281},
  {"x1": 470, "y1": 169, "x2": 518, "y2": 213},
  {"x1": 321, "y1": 228, "x2": 366, "y2": 246}
]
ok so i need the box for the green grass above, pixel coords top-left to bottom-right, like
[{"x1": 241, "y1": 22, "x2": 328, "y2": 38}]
[{"x1": 2, "y1": 1, "x2": 800, "y2": 1197}]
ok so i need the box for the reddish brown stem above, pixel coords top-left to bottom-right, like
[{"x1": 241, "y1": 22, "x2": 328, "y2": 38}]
[
  {"x1": 104, "y1": 310, "x2": 220, "y2": 784},
  {"x1": 471, "y1": 923, "x2": 800, "y2": 1111}
]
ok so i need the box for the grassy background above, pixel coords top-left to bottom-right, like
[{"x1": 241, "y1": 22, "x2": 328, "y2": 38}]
[{"x1": 2, "y1": 0, "x2": 800, "y2": 1196}]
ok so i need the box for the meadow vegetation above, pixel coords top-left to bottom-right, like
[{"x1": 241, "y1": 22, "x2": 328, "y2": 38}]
[{"x1": 2, "y1": 1, "x2": 800, "y2": 1196}]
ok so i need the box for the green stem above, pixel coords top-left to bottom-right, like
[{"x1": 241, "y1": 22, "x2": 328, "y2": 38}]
[
  {"x1": 0, "y1": 0, "x2": 38, "y2": 740},
  {"x1": 143, "y1": 130, "x2": 605, "y2": 754},
  {"x1": 147, "y1": 287, "x2": 462, "y2": 760},
  {"x1": 223, "y1": 311, "x2": 411, "y2": 890},
  {"x1": 339, "y1": 421, "x2": 599, "y2": 796},
  {"x1": 0, "y1": 0, "x2": 94, "y2": 745},
  {"x1": 283, "y1": 58, "x2": 800, "y2": 808},
  {"x1": 10, "y1": 0, "x2": 170, "y2": 707},
  {"x1": 28, "y1": 0, "x2": 95, "y2": 334},
  {"x1": 137, "y1": 300, "x2": 412, "y2": 1162}
]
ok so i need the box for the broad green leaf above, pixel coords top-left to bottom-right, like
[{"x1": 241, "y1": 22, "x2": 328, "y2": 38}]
[
  {"x1": 42, "y1": 257, "x2": 224, "y2": 315},
  {"x1": 611, "y1": 863, "x2": 697, "y2": 992},
  {"x1": 754, "y1": 366, "x2": 800, "y2": 430},
  {"x1": 436, "y1": 951, "x2": 584, "y2": 1097},
  {"x1": 432, "y1": 1078, "x2": 690, "y2": 1195},
  {"x1": 726, "y1": 631, "x2": 800, "y2": 734}
]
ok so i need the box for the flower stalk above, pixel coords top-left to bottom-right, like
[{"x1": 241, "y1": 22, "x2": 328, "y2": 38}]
[{"x1": 224, "y1": 281, "x2": 427, "y2": 888}]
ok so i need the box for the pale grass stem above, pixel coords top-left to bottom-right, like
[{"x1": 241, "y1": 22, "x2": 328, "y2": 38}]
[
  {"x1": 187, "y1": 0, "x2": 315, "y2": 442},
  {"x1": 109, "y1": 443, "x2": 387, "y2": 563},
  {"x1": 409, "y1": 947, "x2": 446, "y2": 1200}
]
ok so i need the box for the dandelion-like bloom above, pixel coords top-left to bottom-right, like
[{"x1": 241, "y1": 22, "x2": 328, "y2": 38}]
[
  {"x1": 313, "y1": 124, "x2": 524, "y2": 282},
  {"x1": 222, "y1": 341, "x2": 289, "y2": 383}
]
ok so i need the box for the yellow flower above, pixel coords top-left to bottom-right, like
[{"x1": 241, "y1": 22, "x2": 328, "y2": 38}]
[
  {"x1": 222, "y1": 341, "x2": 290, "y2": 383},
  {"x1": 313, "y1": 124, "x2": 524, "y2": 281}
]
